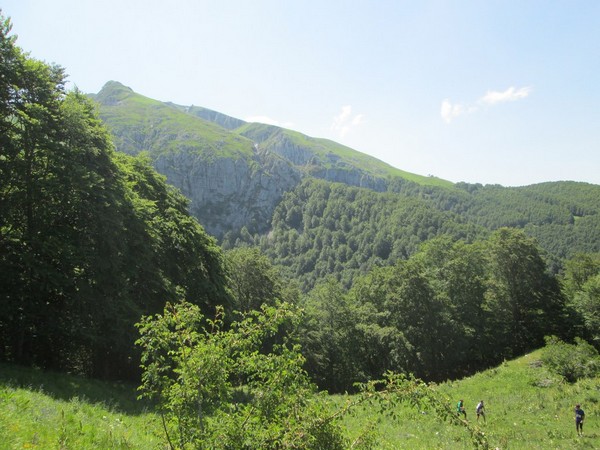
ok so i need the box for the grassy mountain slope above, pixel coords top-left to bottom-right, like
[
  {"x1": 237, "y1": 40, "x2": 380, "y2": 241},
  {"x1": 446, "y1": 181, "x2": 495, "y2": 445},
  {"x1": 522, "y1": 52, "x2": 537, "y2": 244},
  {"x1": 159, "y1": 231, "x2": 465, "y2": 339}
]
[
  {"x1": 167, "y1": 102, "x2": 246, "y2": 130},
  {"x1": 0, "y1": 362, "x2": 160, "y2": 449},
  {"x1": 92, "y1": 81, "x2": 255, "y2": 159},
  {"x1": 3, "y1": 350, "x2": 597, "y2": 449},
  {"x1": 92, "y1": 81, "x2": 454, "y2": 240},
  {"x1": 93, "y1": 81, "x2": 451, "y2": 189},
  {"x1": 92, "y1": 82, "x2": 303, "y2": 238}
]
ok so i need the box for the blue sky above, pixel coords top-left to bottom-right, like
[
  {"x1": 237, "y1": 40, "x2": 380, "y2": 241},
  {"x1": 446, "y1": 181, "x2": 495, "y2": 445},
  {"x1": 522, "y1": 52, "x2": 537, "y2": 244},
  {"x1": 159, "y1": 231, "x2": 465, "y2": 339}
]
[{"x1": 4, "y1": 1, "x2": 599, "y2": 186}]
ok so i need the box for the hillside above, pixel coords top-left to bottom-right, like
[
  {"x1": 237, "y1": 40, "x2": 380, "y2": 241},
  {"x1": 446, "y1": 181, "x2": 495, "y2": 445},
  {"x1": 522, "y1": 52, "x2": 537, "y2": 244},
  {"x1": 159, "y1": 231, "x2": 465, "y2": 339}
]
[
  {"x1": 92, "y1": 81, "x2": 450, "y2": 238},
  {"x1": 2, "y1": 350, "x2": 597, "y2": 449},
  {"x1": 3, "y1": 14, "x2": 599, "y2": 449},
  {"x1": 91, "y1": 81, "x2": 302, "y2": 237},
  {"x1": 339, "y1": 348, "x2": 600, "y2": 449}
]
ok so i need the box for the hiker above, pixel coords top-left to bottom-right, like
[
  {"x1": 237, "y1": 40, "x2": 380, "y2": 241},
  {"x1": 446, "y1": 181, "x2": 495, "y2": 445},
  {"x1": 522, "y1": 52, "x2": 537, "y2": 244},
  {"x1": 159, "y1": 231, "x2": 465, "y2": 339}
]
[
  {"x1": 457, "y1": 399, "x2": 467, "y2": 419},
  {"x1": 575, "y1": 404, "x2": 585, "y2": 436},
  {"x1": 476, "y1": 400, "x2": 486, "y2": 422}
]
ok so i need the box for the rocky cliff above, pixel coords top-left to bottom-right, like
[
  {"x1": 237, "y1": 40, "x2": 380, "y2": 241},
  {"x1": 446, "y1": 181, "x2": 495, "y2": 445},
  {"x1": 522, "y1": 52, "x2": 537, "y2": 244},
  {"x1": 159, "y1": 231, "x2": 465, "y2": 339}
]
[{"x1": 153, "y1": 146, "x2": 301, "y2": 238}]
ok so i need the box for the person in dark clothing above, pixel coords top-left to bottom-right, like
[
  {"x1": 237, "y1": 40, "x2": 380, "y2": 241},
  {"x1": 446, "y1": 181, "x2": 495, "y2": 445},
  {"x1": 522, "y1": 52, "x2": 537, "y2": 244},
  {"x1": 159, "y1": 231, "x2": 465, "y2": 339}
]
[
  {"x1": 575, "y1": 404, "x2": 585, "y2": 436},
  {"x1": 457, "y1": 399, "x2": 467, "y2": 419}
]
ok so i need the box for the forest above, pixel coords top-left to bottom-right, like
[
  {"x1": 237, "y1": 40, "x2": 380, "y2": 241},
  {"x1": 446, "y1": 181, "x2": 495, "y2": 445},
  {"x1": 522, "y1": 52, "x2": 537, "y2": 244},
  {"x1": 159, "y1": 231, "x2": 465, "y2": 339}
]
[{"x1": 2, "y1": 11, "x2": 600, "y2": 448}]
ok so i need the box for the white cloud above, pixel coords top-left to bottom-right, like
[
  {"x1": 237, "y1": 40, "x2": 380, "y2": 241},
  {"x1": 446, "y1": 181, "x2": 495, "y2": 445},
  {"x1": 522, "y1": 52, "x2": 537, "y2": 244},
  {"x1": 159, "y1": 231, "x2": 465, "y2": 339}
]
[
  {"x1": 480, "y1": 86, "x2": 532, "y2": 105},
  {"x1": 331, "y1": 105, "x2": 364, "y2": 138},
  {"x1": 441, "y1": 85, "x2": 532, "y2": 124},
  {"x1": 440, "y1": 99, "x2": 466, "y2": 124},
  {"x1": 352, "y1": 114, "x2": 365, "y2": 126}
]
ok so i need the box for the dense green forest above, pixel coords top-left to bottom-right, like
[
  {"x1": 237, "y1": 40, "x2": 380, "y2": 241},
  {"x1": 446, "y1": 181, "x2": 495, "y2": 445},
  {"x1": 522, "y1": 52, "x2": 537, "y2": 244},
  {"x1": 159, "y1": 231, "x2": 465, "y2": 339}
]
[
  {"x1": 219, "y1": 177, "x2": 600, "y2": 291},
  {"x1": 0, "y1": 15, "x2": 229, "y2": 379},
  {"x1": 2, "y1": 11, "x2": 600, "y2": 448}
]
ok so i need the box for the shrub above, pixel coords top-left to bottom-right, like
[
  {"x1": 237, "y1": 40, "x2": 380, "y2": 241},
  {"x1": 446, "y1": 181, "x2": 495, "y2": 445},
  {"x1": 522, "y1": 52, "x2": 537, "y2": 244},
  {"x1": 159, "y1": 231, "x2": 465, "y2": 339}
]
[
  {"x1": 136, "y1": 301, "x2": 347, "y2": 449},
  {"x1": 541, "y1": 336, "x2": 600, "y2": 382}
]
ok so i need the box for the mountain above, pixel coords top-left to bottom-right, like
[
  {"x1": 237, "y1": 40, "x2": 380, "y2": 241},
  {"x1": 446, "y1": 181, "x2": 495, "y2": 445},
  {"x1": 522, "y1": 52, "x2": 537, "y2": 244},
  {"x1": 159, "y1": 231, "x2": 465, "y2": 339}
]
[
  {"x1": 92, "y1": 81, "x2": 449, "y2": 238},
  {"x1": 91, "y1": 82, "x2": 600, "y2": 289}
]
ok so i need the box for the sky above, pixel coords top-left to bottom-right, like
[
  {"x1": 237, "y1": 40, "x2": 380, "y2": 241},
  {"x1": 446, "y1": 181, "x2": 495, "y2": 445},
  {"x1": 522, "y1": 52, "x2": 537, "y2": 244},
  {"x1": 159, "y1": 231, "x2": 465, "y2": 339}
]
[{"x1": 3, "y1": 0, "x2": 600, "y2": 186}]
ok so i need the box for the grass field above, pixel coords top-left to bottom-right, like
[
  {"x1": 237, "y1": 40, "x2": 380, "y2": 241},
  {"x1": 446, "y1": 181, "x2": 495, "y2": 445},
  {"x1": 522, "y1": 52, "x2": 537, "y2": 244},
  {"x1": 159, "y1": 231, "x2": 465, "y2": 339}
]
[
  {"x1": 335, "y1": 349, "x2": 599, "y2": 449},
  {"x1": 1, "y1": 348, "x2": 598, "y2": 449},
  {"x1": 0, "y1": 364, "x2": 162, "y2": 449}
]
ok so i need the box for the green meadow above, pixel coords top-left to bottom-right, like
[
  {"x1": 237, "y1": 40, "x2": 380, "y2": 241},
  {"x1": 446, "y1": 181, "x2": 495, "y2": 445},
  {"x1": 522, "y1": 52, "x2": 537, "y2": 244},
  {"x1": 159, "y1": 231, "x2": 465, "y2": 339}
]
[
  {"x1": 1, "y1": 348, "x2": 598, "y2": 449},
  {"x1": 0, "y1": 363, "x2": 160, "y2": 449},
  {"x1": 336, "y1": 349, "x2": 599, "y2": 449}
]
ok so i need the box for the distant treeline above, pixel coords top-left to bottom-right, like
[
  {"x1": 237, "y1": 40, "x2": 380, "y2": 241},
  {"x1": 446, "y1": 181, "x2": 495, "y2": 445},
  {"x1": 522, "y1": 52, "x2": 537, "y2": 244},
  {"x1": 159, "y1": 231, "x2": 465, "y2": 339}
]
[{"x1": 223, "y1": 177, "x2": 600, "y2": 291}]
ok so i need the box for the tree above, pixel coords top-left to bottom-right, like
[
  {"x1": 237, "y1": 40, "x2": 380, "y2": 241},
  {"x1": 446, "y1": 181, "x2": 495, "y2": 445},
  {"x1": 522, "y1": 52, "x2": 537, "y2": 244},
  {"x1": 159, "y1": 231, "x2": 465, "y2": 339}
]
[
  {"x1": 0, "y1": 13, "x2": 230, "y2": 378},
  {"x1": 415, "y1": 237, "x2": 491, "y2": 374},
  {"x1": 299, "y1": 278, "x2": 364, "y2": 392},
  {"x1": 541, "y1": 336, "x2": 600, "y2": 382},
  {"x1": 0, "y1": 14, "x2": 74, "y2": 366},
  {"x1": 562, "y1": 252, "x2": 600, "y2": 299},
  {"x1": 385, "y1": 259, "x2": 456, "y2": 380},
  {"x1": 350, "y1": 267, "x2": 413, "y2": 384},
  {"x1": 485, "y1": 228, "x2": 565, "y2": 358},
  {"x1": 225, "y1": 247, "x2": 293, "y2": 317},
  {"x1": 572, "y1": 274, "x2": 600, "y2": 345}
]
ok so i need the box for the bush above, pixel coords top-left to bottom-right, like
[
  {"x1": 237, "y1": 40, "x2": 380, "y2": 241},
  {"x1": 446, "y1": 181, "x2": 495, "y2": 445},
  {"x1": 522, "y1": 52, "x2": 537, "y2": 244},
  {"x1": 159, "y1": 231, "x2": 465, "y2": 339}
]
[
  {"x1": 541, "y1": 336, "x2": 600, "y2": 382},
  {"x1": 136, "y1": 301, "x2": 347, "y2": 449}
]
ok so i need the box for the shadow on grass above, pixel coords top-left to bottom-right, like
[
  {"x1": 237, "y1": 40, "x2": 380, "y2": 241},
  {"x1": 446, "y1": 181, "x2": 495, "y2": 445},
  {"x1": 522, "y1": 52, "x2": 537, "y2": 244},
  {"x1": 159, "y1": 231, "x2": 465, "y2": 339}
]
[{"x1": 0, "y1": 361, "x2": 151, "y2": 415}]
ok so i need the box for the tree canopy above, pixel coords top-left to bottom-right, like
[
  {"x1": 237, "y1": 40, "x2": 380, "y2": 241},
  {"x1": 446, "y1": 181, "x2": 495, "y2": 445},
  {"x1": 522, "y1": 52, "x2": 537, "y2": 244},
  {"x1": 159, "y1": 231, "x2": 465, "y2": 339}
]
[{"x1": 0, "y1": 14, "x2": 229, "y2": 379}]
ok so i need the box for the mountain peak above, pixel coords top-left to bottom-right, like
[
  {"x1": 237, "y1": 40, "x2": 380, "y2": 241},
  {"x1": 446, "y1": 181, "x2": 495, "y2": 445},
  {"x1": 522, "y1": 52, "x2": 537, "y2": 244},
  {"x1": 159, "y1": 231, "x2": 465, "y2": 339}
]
[{"x1": 95, "y1": 81, "x2": 134, "y2": 105}]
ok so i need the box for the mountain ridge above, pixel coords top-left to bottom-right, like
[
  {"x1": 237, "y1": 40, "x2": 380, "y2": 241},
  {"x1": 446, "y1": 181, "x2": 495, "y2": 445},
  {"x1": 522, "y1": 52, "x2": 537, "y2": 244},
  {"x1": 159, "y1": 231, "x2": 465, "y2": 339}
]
[{"x1": 92, "y1": 81, "x2": 452, "y2": 238}]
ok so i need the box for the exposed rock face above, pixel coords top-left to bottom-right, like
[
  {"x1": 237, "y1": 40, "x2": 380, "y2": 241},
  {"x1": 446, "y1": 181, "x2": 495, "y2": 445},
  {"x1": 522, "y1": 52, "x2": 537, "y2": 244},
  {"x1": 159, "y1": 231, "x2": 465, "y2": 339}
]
[
  {"x1": 149, "y1": 132, "x2": 388, "y2": 237},
  {"x1": 154, "y1": 147, "x2": 302, "y2": 238}
]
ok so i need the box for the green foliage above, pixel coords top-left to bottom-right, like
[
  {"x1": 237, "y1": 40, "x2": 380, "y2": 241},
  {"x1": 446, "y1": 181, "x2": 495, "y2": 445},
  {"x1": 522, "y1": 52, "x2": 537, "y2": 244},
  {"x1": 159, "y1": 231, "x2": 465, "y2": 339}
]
[
  {"x1": 562, "y1": 252, "x2": 600, "y2": 297},
  {"x1": 247, "y1": 176, "x2": 600, "y2": 293},
  {"x1": 485, "y1": 228, "x2": 566, "y2": 356},
  {"x1": 572, "y1": 273, "x2": 600, "y2": 343},
  {"x1": 135, "y1": 299, "x2": 497, "y2": 448},
  {"x1": 541, "y1": 336, "x2": 600, "y2": 383},
  {"x1": 299, "y1": 278, "x2": 366, "y2": 392},
  {"x1": 136, "y1": 300, "x2": 348, "y2": 449},
  {"x1": 0, "y1": 14, "x2": 229, "y2": 379},
  {"x1": 225, "y1": 246, "x2": 299, "y2": 318},
  {"x1": 299, "y1": 229, "x2": 568, "y2": 391},
  {"x1": 559, "y1": 252, "x2": 600, "y2": 344},
  {"x1": 255, "y1": 178, "x2": 483, "y2": 291}
]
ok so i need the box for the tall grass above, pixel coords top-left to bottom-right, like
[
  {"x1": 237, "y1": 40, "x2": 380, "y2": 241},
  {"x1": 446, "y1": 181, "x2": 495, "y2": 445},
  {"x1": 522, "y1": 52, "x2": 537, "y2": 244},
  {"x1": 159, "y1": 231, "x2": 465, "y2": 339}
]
[
  {"x1": 0, "y1": 363, "x2": 163, "y2": 449},
  {"x1": 1, "y1": 349, "x2": 599, "y2": 449},
  {"x1": 334, "y1": 349, "x2": 600, "y2": 449}
]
